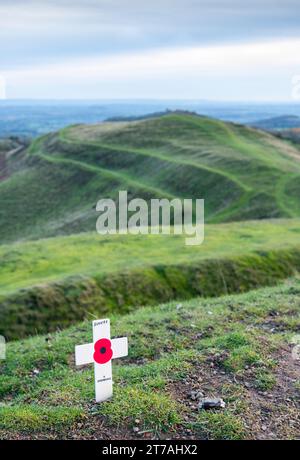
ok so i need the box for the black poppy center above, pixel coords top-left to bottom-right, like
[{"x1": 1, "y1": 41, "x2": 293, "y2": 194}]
[{"x1": 100, "y1": 347, "x2": 107, "y2": 354}]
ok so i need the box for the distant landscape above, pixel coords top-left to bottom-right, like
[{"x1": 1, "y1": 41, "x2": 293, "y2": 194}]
[{"x1": 1, "y1": 100, "x2": 300, "y2": 138}]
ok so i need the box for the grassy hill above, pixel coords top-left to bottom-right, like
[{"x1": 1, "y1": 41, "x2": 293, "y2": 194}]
[
  {"x1": 1, "y1": 113, "x2": 300, "y2": 244},
  {"x1": 1, "y1": 219, "x2": 300, "y2": 339},
  {"x1": 277, "y1": 128, "x2": 300, "y2": 145},
  {"x1": 0, "y1": 138, "x2": 24, "y2": 181},
  {"x1": 0, "y1": 279, "x2": 299, "y2": 440},
  {"x1": 0, "y1": 114, "x2": 299, "y2": 440}
]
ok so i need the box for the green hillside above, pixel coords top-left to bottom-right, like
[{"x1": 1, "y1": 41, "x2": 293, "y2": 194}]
[
  {"x1": 1, "y1": 279, "x2": 299, "y2": 440},
  {"x1": 0, "y1": 138, "x2": 23, "y2": 181},
  {"x1": 1, "y1": 113, "x2": 300, "y2": 244},
  {"x1": 1, "y1": 219, "x2": 300, "y2": 339},
  {"x1": 1, "y1": 114, "x2": 300, "y2": 440}
]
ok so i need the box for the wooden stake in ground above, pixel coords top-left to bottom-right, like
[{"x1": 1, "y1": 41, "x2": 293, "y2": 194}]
[{"x1": 75, "y1": 319, "x2": 128, "y2": 402}]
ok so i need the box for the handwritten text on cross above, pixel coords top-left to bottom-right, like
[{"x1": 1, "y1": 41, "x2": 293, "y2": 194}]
[{"x1": 75, "y1": 319, "x2": 128, "y2": 402}]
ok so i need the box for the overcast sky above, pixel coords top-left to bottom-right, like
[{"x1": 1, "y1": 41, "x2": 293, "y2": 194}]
[{"x1": 1, "y1": 0, "x2": 300, "y2": 100}]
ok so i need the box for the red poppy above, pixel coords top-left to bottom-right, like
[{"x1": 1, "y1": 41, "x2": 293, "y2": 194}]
[{"x1": 93, "y1": 338, "x2": 113, "y2": 364}]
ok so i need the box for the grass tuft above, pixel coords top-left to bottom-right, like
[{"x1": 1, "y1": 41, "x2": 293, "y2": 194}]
[
  {"x1": 0, "y1": 405, "x2": 84, "y2": 431},
  {"x1": 101, "y1": 387, "x2": 182, "y2": 431},
  {"x1": 194, "y1": 411, "x2": 246, "y2": 440}
]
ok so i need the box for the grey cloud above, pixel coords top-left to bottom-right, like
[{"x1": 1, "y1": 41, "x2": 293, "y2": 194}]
[{"x1": 1, "y1": 0, "x2": 300, "y2": 69}]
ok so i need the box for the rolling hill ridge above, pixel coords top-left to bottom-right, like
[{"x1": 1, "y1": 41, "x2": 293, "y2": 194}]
[{"x1": 1, "y1": 113, "x2": 300, "y2": 244}]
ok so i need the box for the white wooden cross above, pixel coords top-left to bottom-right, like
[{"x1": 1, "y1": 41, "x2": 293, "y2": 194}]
[{"x1": 75, "y1": 319, "x2": 128, "y2": 402}]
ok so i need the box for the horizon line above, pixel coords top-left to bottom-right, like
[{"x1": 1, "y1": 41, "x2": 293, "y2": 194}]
[{"x1": 0, "y1": 98, "x2": 300, "y2": 105}]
